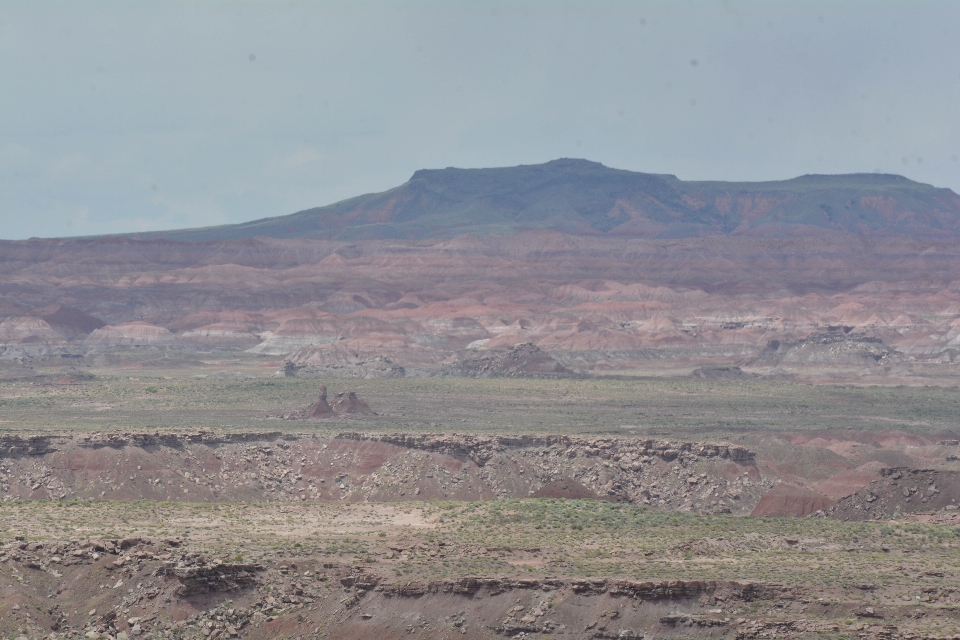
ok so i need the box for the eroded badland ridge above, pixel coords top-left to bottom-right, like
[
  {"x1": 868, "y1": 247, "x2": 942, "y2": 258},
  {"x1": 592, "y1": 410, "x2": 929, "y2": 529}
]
[
  {"x1": 3, "y1": 162, "x2": 960, "y2": 380},
  {"x1": 2, "y1": 160, "x2": 960, "y2": 639}
]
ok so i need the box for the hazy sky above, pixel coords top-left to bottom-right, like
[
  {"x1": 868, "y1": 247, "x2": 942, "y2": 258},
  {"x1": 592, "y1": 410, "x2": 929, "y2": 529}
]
[{"x1": 2, "y1": 1, "x2": 958, "y2": 240}]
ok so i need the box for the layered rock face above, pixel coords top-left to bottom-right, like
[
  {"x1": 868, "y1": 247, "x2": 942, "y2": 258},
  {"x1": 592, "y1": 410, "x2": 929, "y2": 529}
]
[
  {"x1": 85, "y1": 321, "x2": 176, "y2": 347},
  {"x1": 0, "y1": 316, "x2": 68, "y2": 349},
  {"x1": 2, "y1": 232, "x2": 960, "y2": 377}
]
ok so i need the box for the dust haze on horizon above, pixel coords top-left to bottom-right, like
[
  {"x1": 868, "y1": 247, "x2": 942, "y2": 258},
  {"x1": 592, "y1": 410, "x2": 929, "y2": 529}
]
[{"x1": 1, "y1": 0, "x2": 958, "y2": 240}]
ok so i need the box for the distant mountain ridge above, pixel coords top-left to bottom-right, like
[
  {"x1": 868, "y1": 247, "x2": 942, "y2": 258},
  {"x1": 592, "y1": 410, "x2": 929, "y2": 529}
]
[{"x1": 128, "y1": 159, "x2": 960, "y2": 242}]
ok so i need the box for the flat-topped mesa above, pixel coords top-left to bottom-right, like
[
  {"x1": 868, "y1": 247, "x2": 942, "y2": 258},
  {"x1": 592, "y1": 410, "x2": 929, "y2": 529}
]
[
  {"x1": 306, "y1": 385, "x2": 334, "y2": 418},
  {"x1": 331, "y1": 391, "x2": 375, "y2": 415},
  {"x1": 125, "y1": 160, "x2": 960, "y2": 242}
]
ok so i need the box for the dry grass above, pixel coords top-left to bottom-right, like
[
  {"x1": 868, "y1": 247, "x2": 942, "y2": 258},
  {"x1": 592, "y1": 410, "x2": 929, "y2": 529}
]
[
  {"x1": 2, "y1": 498, "x2": 957, "y2": 596},
  {"x1": 2, "y1": 360, "x2": 958, "y2": 437}
]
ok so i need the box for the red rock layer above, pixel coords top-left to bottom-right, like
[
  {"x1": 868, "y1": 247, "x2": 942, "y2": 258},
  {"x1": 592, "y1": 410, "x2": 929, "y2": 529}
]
[
  {"x1": 2, "y1": 232, "x2": 960, "y2": 376},
  {"x1": 331, "y1": 392, "x2": 375, "y2": 415},
  {"x1": 306, "y1": 385, "x2": 334, "y2": 419},
  {"x1": 750, "y1": 484, "x2": 836, "y2": 517}
]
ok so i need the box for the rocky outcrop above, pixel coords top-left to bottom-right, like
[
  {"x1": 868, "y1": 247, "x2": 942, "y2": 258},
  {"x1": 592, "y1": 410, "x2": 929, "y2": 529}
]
[
  {"x1": 77, "y1": 430, "x2": 286, "y2": 448},
  {"x1": 531, "y1": 477, "x2": 604, "y2": 500},
  {"x1": 378, "y1": 575, "x2": 799, "y2": 602},
  {"x1": 337, "y1": 432, "x2": 754, "y2": 467},
  {"x1": 163, "y1": 559, "x2": 264, "y2": 595},
  {"x1": 0, "y1": 430, "x2": 760, "y2": 511},
  {"x1": 0, "y1": 434, "x2": 60, "y2": 458},
  {"x1": 825, "y1": 468, "x2": 960, "y2": 520},
  {"x1": 332, "y1": 432, "x2": 759, "y2": 509},
  {"x1": 281, "y1": 353, "x2": 406, "y2": 379},
  {"x1": 0, "y1": 533, "x2": 176, "y2": 572},
  {"x1": 1, "y1": 531, "x2": 941, "y2": 640},
  {"x1": 751, "y1": 333, "x2": 901, "y2": 369},
  {"x1": 331, "y1": 391, "x2": 375, "y2": 415},
  {"x1": 306, "y1": 385, "x2": 334, "y2": 418},
  {"x1": 690, "y1": 366, "x2": 757, "y2": 380}
]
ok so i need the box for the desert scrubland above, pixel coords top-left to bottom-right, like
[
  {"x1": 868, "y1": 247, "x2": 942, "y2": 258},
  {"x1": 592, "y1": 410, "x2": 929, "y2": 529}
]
[{"x1": 2, "y1": 162, "x2": 960, "y2": 638}]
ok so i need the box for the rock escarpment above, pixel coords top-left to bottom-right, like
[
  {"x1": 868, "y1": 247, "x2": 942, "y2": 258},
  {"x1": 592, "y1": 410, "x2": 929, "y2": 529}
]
[
  {"x1": 0, "y1": 430, "x2": 762, "y2": 513},
  {"x1": 159, "y1": 558, "x2": 265, "y2": 596},
  {"x1": 338, "y1": 432, "x2": 754, "y2": 467}
]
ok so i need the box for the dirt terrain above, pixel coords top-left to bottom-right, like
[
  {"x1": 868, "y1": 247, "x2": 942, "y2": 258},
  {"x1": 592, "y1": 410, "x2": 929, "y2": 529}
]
[
  {"x1": 4, "y1": 159, "x2": 960, "y2": 638},
  {"x1": 3, "y1": 497, "x2": 960, "y2": 640},
  {"x1": 0, "y1": 417, "x2": 957, "y2": 639},
  {"x1": 1, "y1": 370, "x2": 959, "y2": 638}
]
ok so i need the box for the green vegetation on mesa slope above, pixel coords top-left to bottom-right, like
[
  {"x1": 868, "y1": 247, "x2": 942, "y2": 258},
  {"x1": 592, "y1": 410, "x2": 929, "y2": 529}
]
[{"x1": 130, "y1": 159, "x2": 960, "y2": 242}]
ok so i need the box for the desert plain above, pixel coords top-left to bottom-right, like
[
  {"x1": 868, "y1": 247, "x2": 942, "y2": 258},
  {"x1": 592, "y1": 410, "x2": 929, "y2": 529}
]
[
  {"x1": 2, "y1": 161, "x2": 960, "y2": 639},
  {"x1": 2, "y1": 365, "x2": 960, "y2": 640}
]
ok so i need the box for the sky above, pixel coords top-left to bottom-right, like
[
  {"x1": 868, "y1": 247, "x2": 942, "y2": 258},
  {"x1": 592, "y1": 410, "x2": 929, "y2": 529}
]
[{"x1": 1, "y1": 1, "x2": 958, "y2": 240}]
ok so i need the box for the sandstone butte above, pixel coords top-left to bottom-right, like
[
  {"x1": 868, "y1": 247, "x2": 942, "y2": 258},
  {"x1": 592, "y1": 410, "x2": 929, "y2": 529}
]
[
  {"x1": 306, "y1": 385, "x2": 334, "y2": 419},
  {"x1": 305, "y1": 386, "x2": 375, "y2": 418}
]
